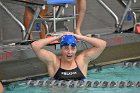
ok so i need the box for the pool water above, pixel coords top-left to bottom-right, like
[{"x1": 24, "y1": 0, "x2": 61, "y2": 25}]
[{"x1": 3, "y1": 62, "x2": 140, "y2": 93}]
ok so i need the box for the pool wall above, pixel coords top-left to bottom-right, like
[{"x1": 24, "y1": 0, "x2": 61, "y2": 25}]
[{"x1": 0, "y1": 33, "x2": 140, "y2": 82}]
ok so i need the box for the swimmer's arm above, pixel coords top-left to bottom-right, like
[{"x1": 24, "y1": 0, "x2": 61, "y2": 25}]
[
  {"x1": 74, "y1": 34, "x2": 107, "y2": 63},
  {"x1": 31, "y1": 36, "x2": 60, "y2": 63}
]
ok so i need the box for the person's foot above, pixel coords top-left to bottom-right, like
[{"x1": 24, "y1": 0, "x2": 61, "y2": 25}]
[
  {"x1": 75, "y1": 29, "x2": 82, "y2": 35},
  {"x1": 86, "y1": 34, "x2": 92, "y2": 37},
  {"x1": 76, "y1": 32, "x2": 82, "y2": 35}
]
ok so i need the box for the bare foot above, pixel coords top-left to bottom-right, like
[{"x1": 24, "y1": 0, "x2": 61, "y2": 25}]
[
  {"x1": 75, "y1": 29, "x2": 82, "y2": 35},
  {"x1": 86, "y1": 34, "x2": 92, "y2": 37}
]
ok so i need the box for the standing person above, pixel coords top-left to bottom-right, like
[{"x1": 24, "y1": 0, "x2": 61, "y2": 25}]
[
  {"x1": 31, "y1": 32, "x2": 106, "y2": 80},
  {"x1": 75, "y1": 0, "x2": 86, "y2": 35},
  {"x1": 24, "y1": 0, "x2": 86, "y2": 40},
  {"x1": 24, "y1": 0, "x2": 48, "y2": 40},
  {"x1": 0, "y1": 81, "x2": 3, "y2": 93}
]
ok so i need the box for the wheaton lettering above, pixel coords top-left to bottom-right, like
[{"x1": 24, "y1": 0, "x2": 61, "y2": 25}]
[{"x1": 61, "y1": 72, "x2": 77, "y2": 75}]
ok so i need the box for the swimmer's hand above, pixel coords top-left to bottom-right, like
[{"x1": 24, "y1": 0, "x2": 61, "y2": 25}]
[
  {"x1": 72, "y1": 33, "x2": 84, "y2": 40},
  {"x1": 57, "y1": 32, "x2": 74, "y2": 39},
  {"x1": 57, "y1": 32, "x2": 84, "y2": 40}
]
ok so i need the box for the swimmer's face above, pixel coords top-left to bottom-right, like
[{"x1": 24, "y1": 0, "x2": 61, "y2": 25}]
[{"x1": 61, "y1": 45, "x2": 77, "y2": 62}]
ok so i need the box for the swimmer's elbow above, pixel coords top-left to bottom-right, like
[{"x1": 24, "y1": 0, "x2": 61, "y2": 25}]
[
  {"x1": 101, "y1": 40, "x2": 107, "y2": 50},
  {"x1": 31, "y1": 41, "x2": 39, "y2": 51},
  {"x1": 97, "y1": 40, "x2": 107, "y2": 51},
  {"x1": 31, "y1": 41, "x2": 36, "y2": 49}
]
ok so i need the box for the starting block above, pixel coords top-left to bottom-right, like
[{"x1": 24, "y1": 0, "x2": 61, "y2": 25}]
[{"x1": 47, "y1": 0, "x2": 76, "y2": 4}]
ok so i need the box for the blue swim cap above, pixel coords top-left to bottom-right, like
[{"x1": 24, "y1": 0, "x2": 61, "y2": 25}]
[{"x1": 60, "y1": 35, "x2": 77, "y2": 48}]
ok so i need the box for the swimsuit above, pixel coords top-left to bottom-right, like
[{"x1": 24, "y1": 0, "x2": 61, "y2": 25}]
[{"x1": 53, "y1": 60, "x2": 86, "y2": 80}]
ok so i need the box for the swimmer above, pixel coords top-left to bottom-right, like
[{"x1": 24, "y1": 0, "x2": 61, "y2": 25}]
[{"x1": 31, "y1": 32, "x2": 106, "y2": 80}]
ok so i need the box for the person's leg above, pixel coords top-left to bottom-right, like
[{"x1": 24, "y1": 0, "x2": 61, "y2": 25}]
[
  {"x1": 24, "y1": 6, "x2": 34, "y2": 40},
  {"x1": 39, "y1": 6, "x2": 48, "y2": 39},
  {"x1": 24, "y1": 0, "x2": 48, "y2": 39},
  {"x1": 75, "y1": 0, "x2": 86, "y2": 35}
]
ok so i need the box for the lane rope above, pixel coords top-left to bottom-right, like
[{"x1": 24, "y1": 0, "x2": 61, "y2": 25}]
[{"x1": 18, "y1": 80, "x2": 140, "y2": 88}]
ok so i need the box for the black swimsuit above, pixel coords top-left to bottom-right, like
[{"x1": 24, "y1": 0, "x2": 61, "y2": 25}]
[{"x1": 53, "y1": 60, "x2": 86, "y2": 80}]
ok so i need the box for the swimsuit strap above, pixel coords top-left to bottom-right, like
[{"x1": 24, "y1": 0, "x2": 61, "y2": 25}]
[
  {"x1": 60, "y1": 58, "x2": 62, "y2": 68},
  {"x1": 75, "y1": 59, "x2": 78, "y2": 67}
]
